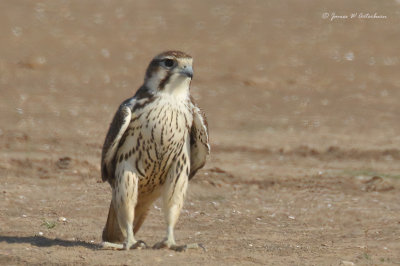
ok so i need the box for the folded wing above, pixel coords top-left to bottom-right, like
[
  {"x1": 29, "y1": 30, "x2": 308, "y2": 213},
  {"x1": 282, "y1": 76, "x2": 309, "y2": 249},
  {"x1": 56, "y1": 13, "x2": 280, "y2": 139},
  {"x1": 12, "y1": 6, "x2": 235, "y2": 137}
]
[
  {"x1": 189, "y1": 100, "x2": 210, "y2": 180},
  {"x1": 101, "y1": 101, "x2": 133, "y2": 184}
]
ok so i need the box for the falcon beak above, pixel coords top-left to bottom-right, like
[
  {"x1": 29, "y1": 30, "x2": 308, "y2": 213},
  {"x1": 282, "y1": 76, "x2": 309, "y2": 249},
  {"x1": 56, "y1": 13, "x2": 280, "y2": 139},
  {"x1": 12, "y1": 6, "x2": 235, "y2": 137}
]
[{"x1": 179, "y1": 66, "x2": 193, "y2": 79}]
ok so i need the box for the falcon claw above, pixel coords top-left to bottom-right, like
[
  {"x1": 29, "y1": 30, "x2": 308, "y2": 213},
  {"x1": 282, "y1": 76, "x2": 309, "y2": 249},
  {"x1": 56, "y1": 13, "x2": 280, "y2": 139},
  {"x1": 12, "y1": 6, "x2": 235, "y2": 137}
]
[
  {"x1": 131, "y1": 240, "x2": 148, "y2": 249},
  {"x1": 119, "y1": 240, "x2": 148, "y2": 250}
]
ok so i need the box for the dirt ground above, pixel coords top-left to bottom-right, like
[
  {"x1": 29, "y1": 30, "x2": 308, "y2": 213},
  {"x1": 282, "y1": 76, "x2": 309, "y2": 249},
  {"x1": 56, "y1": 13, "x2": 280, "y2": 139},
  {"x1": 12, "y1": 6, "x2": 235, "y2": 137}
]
[{"x1": 1, "y1": 1, "x2": 400, "y2": 265}]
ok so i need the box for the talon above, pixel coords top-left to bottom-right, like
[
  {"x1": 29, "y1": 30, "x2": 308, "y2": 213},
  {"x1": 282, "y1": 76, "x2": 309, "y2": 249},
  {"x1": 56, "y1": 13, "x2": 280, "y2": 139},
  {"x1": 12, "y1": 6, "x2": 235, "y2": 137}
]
[{"x1": 132, "y1": 240, "x2": 148, "y2": 249}]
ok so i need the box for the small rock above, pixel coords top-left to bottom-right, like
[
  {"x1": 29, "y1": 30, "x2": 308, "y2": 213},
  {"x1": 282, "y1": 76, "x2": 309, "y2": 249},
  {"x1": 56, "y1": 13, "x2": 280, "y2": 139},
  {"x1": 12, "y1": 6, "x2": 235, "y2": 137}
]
[
  {"x1": 211, "y1": 201, "x2": 219, "y2": 207},
  {"x1": 363, "y1": 176, "x2": 394, "y2": 192},
  {"x1": 340, "y1": 261, "x2": 355, "y2": 266},
  {"x1": 57, "y1": 157, "x2": 71, "y2": 169},
  {"x1": 17, "y1": 56, "x2": 47, "y2": 69}
]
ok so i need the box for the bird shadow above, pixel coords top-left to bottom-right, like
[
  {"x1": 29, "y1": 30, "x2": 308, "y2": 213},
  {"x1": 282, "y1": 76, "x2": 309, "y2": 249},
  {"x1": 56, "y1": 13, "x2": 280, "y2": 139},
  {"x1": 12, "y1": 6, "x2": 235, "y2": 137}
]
[{"x1": 0, "y1": 235, "x2": 100, "y2": 250}]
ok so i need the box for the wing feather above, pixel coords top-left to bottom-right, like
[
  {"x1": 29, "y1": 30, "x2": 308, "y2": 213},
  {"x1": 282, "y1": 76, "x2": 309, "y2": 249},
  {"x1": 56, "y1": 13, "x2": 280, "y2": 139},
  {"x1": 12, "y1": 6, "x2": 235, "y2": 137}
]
[
  {"x1": 189, "y1": 100, "x2": 210, "y2": 180},
  {"x1": 101, "y1": 102, "x2": 133, "y2": 183},
  {"x1": 101, "y1": 87, "x2": 155, "y2": 184}
]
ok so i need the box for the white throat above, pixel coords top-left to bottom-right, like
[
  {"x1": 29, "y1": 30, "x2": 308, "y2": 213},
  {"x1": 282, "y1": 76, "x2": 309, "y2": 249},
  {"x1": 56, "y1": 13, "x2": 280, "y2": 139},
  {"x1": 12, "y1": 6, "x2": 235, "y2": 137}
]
[{"x1": 162, "y1": 74, "x2": 191, "y2": 100}]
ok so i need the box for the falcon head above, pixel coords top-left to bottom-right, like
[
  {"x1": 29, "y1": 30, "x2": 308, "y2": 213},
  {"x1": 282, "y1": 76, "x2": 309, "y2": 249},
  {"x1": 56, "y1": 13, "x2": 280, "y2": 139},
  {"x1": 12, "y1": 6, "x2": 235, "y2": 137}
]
[{"x1": 144, "y1": 51, "x2": 193, "y2": 95}]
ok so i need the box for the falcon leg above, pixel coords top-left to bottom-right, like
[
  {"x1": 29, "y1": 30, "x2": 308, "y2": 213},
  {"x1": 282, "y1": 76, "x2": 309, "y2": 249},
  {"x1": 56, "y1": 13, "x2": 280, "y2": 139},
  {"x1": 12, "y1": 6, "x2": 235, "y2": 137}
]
[
  {"x1": 153, "y1": 161, "x2": 189, "y2": 251},
  {"x1": 113, "y1": 169, "x2": 141, "y2": 250}
]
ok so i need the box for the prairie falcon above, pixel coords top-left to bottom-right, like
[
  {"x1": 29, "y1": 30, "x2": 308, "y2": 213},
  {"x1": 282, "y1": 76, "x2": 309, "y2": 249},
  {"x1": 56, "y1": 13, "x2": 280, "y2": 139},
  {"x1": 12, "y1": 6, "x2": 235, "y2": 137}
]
[{"x1": 101, "y1": 51, "x2": 210, "y2": 251}]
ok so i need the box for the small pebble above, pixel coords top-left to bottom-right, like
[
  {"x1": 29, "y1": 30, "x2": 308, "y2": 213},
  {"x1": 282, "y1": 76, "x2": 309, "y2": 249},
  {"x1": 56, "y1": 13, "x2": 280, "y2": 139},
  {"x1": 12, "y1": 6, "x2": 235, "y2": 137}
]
[{"x1": 340, "y1": 261, "x2": 355, "y2": 266}]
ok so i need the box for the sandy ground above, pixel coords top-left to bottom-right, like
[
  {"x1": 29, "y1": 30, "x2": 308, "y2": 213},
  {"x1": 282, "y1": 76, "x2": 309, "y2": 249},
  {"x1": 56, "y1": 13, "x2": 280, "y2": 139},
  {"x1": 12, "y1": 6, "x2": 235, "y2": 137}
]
[{"x1": 1, "y1": 1, "x2": 400, "y2": 265}]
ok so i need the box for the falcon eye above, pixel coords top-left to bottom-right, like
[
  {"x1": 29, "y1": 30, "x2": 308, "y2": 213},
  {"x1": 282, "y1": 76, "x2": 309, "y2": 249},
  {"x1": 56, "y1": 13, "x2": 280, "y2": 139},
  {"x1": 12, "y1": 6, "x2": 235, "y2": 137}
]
[{"x1": 162, "y1": 59, "x2": 175, "y2": 68}]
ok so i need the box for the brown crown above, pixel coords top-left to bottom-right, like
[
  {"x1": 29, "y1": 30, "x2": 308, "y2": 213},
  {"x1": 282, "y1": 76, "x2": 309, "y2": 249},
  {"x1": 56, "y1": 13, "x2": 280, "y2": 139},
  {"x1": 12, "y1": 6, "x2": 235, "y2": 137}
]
[{"x1": 155, "y1": 50, "x2": 192, "y2": 59}]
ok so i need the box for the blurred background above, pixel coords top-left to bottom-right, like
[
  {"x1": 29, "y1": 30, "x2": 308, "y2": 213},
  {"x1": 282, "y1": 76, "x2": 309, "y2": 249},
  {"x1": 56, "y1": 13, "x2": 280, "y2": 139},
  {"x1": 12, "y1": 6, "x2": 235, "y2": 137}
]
[{"x1": 1, "y1": 1, "x2": 400, "y2": 264}]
